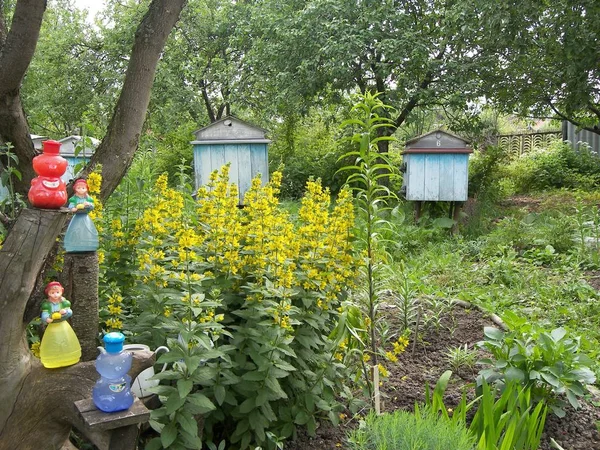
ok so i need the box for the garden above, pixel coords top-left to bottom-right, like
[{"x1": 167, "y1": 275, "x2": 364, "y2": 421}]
[
  {"x1": 1, "y1": 1, "x2": 600, "y2": 449},
  {"x1": 55, "y1": 95, "x2": 599, "y2": 449}
]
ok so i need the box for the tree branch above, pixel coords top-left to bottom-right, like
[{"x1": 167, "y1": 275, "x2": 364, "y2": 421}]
[
  {"x1": 82, "y1": 0, "x2": 187, "y2": 202},
  {"x1": 0, "y1": 0, "x2": 47, "y2": 96}
]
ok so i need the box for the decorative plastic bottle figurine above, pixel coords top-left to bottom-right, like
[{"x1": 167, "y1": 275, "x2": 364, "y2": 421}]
[
  {"x1": 28, "y1": 140, "x2": 68, "y2": 209},
  {"x1": 63, "y1": 178, "x2": 99, "y2": 252},
  {"x1": 39, "y1": 281, "x2": 82, "y2": 368},
  {"x1": 93, "y1": 332, "x2": 134, "y2": 412}
]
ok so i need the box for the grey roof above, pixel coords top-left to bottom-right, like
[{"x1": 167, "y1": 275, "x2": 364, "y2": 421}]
[{"x1": 405, "y1": 129, "x2": 470, "y2": 146}]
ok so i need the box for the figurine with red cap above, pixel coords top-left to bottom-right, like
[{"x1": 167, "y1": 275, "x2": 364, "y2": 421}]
[
  {"x1": 63, "y1": 178, "x2": 99, "y2": 253},
  {"x1": 28, "y1": 140, "x2": 68, "y2": 209},
  {"x1": 39, "y1": 281, "x2": 82, "y2": 368}
]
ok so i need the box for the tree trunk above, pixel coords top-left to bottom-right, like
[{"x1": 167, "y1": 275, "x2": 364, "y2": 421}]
[
  {"x1": 0, "y1": 0, "x2": 46, "y2": 196},
  {"x1": 0, "y1": 0, "x2": 187, "y2": 447},
  {"x1": 61, "y1": 252, "x2": 100, "y2": 361}
]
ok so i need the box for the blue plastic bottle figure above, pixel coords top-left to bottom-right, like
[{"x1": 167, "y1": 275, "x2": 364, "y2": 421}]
[{"x1": 93, "y1": 332, "x2": 134, "y2": 412}]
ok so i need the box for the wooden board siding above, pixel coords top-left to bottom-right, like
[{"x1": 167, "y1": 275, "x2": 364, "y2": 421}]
[
  {"x1": 193, "y1": 143, "x2": 269, "y2": 203},
  {"x1": 405, "y1": 153, "x2": 469, "y2": 201}
]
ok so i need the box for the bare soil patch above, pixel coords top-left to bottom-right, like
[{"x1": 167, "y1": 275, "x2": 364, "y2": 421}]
[{"x1": 286, "y1": 305, "x2": 600, "y2": 450}]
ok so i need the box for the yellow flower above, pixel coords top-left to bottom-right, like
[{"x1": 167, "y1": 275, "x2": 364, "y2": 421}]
[
  {"x1": 30, "y1": 341, "x2": 41, "y2": 358},
  {"x1": 87, "y1": 171, "x2": 102, "y2": 195},
  {"x1": 108, "y1": 305, "x2": 123, "y2": 315},
  {"x1": 105, "y1": 318, "x2": 123, "y2": 330},
  {"x1": 377, "y1": 363, "x2": 389, "y2": 378},
  {"x1": 394, "y1": 336, "x2": 409, "y2": 355},
  {"x1": 385, "y1": 351, "x2": 398, "y2": 363}
]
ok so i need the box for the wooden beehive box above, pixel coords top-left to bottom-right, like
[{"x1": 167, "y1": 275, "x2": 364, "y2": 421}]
[
  {"x1": 191, "y1": 116, "x2": 270, "y2": 204},
  {"x1": 401, "y1": 130, "x2": 472, "y2": 202}
]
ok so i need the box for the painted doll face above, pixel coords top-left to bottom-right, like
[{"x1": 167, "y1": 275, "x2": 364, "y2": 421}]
[
  {"x1": 47, "y1": 287, "x2": 63, "y2": 302},
  {"x1": 75, "y1": 184, "x2": 88, "y2": 196}
]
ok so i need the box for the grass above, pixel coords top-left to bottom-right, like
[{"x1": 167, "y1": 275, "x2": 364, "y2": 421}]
[{"x1": 384, "y1": 189, "x2": 600, "y2": 382}]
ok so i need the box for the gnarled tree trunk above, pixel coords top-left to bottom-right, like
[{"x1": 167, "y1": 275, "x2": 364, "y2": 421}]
[{"x1": 0, "y1": 0, "x2": 187, "y2": 448}]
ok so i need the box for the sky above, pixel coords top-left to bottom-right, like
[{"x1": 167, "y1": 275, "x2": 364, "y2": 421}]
[{"x1": 72, "y1": 0, "x2": 107, "y2": 21}]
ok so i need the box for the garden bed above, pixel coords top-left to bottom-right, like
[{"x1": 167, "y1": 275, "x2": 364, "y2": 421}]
[{"x1": 285, "y1": 304, "x2": 600, "y2": 450}]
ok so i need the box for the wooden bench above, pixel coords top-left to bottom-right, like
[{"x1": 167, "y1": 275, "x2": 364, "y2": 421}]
[{"x1": 73, "y1": 397, "x2": 150, "y2": 450}]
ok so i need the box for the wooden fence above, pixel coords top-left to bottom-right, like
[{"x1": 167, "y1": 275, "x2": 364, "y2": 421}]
[{"x1": 496, "y1": 130, "x2": 562, "y2": 159}]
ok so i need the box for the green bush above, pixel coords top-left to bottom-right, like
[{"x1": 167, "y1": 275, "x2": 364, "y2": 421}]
[
  {"x1": 426, "y1": 371, "x2": 547, "y2": 450},
  {"x1": 468, "y1": 145, "x2": 508, "y2": 201},
  {"x1": 477, "y1": 312, "x2": 596, "y2": 417},
  {"x1": 346, "y1": 406, "x2": 475, "y2": 450},
  {"x1": 115, "y1": 169, "x2": 359, "y2": 450},
  {"x1": 504, "y1": 141, "x2": 600, "y2": 193},
  {"x1": 268, "y1": 112, "x2": 346, "y2": 199}
]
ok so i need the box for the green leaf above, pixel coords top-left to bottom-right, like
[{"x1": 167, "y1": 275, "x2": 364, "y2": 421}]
[
  {"x1": 214, "y1": 384, "x2": 226, "y2": 406},
  {"x1": 239, "y1": 397, "x2": 255, "y2": 414},
  {"x1": 187, "y1": 392, "x2": 216, "y2": 414},
  {"x1": 242, "y1": 371, "x2": 268, "y2": 381},
  {"x1": 161, "y1": 421, "x2": 178, "y2": 448},
  {"x1": 484, "y1": 327, "x2": 505, "y2": 341},
  {"x1": 294, "y1": 410, "x2": 309, "y2": 425},
  {"x1": 540, "y1": 371, "x2": 560, "y2": 388},
  {"x1": 145, "y1": 438, "x2": 163, "y2": 450},
  {"x1": 166, "y1": 393, "x2": 186, "y2": 415},
  {"x1": 255, "y1": 389, "x2": 269, "y2": 407},
  {"x1": 566, "y1": 389, "x2": 581, "y2": 409},
  {"x1": 265, "y1": 376, "x2": 288, "y2": 399},
  {"x1": 177, "y1": 412, "x2": 198, "y2": 437},
  {"x1": 550, "y1": 327, "x2": 567, "y2": 342},
  {"x1": 505, "y1": 367, "x2": 525, "y2": 382},
  {"x1": 177, "y1": 378, "x2": 194, "y2": 398}
]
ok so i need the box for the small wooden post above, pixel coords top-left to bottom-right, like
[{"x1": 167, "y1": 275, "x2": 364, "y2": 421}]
[
  {"x1": 61, "y1": 252, "x2": 99, "y2": 361},
  {"x1": 451, "y1": 201, "x2": 463, "y2": 235},
  {"x1": 373, "y1": 365, "x2": 381, "y2": 415},
  {"x1": 414, "y1": 201, "x2": 422, "y2": 222}
]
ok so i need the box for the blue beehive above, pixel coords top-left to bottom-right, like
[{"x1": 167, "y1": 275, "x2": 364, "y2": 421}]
[
  {"x1": 191, "y1": 116, "x2": 270, "y2": 204},
  {"x1": 401, "y1": 130, "x2": 472, "y2": 202},
  {"x1": 58, "y1": 136, "x2": 99, "y2": 183}
]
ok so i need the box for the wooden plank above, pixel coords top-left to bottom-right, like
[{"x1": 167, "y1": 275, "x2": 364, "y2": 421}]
[
  {"x1": 75, "y1": 397, "x2": 150, "y2": 431},
  {"x1": 108, "y1": 425, "x2": 140, "y2": 450},
  {"x1": 211, "y1": 144, "x2": 226, "y2": 177},
  {"x1": 438, "y1": 154, "x2": 455, "y2": 201},
  {"x1": 194, "y1": 145, "x2": 211, "y2": 190},
  {"x1": 224, "y1": 144, "x2": 240, "y2": 189},
  {"x1": 250, "y1": 144, "x2": 269, "y2": 185},
  {"x1": 453, "y1": 155, "x2": 469, "y2": 201},
  {"x1": 423, "y1": 154, "x2": 440, "y2": 201},
  {"x1": 237, "y1": 145, "x2": 252, "y2": 203},
  {"x1": 407, "y1": 154, "x2": 425, "y2": 201}
]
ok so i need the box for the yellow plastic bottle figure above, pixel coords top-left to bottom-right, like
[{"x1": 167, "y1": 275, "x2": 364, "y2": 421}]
[{"x1": 39, "y1": 281, "x2": 82, "y2": 368}]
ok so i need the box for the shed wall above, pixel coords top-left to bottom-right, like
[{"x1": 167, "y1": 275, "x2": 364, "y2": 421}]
[
  {"x1": 405, "y1": 153, "x2": 469, "y2": 201},
  {"x1": 193, "y1": 143, "x2": 269, "y2": 203}
]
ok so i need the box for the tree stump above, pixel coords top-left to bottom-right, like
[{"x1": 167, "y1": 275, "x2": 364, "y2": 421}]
[{"x1": 61, "y1": 252, "x2": 100, "y2": 361}]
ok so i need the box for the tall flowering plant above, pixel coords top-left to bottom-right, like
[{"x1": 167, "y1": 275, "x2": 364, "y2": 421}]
[{"x1": 122, "y1": 166, "x2": 358, "y2": 450}]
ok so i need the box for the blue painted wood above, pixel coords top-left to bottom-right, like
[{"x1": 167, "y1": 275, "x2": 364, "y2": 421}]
[
  {"x1": 237, "y1": 145, "x2": 252, "y2": 202},
  {"x1": 453, "y1": 155, "x2": 469, "y2": 201},
  {"x1": 211, "y1": 144, "x2": 226, "y2": 178},
  {"x1": 250, "y1": 144, "x2": 269, "y2": 185},
  {"x1": 438, "y1": 155, "x2": 455, "y2": 201},
  {"x1": 63, "y1": 156, "x2": 91, "y2": 183},
  {"x1": 224, "y1": 144, "x2": 240, "y2": 199},
  {"x1": 404, "y1": 153, "x2": 469, "y2": 201},
  {"x1": 406, "y1": 154, "x2": 424, "y2": 200},
  {"x1": 193, "y1": 142, "x2": 269, "y2": 202},
  {"x1": 424, "y1": 154, "x2": 440, "y2": 200},
  {"x1": 194, "y1": 145, "x2": 211, "y2": 190}
]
